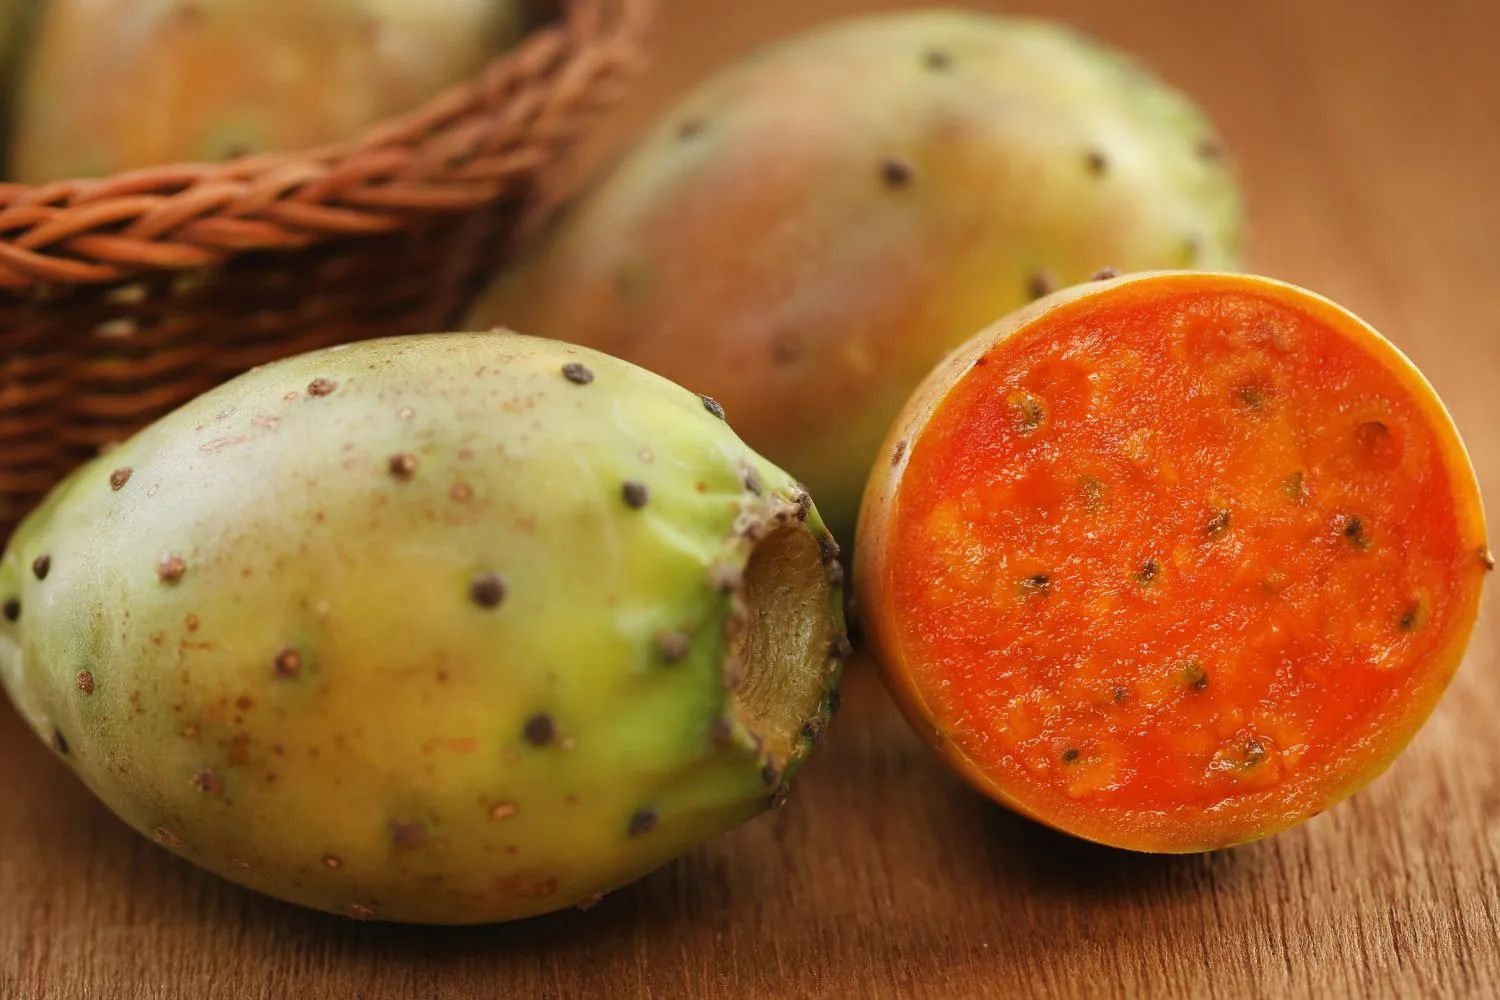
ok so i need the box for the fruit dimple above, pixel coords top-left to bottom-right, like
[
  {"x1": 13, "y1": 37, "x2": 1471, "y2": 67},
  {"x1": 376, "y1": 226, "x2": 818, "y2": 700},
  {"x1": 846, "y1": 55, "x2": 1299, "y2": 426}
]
[{"x1": 890, "y1": 287, "x2": 1482, "y2": 834}]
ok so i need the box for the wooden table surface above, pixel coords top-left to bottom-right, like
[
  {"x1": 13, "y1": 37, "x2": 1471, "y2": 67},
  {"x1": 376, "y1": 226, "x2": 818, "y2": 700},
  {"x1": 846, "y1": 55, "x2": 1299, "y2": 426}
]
[{"x1": 4, "y1": 0, "x2": 1498, "y2": 997}]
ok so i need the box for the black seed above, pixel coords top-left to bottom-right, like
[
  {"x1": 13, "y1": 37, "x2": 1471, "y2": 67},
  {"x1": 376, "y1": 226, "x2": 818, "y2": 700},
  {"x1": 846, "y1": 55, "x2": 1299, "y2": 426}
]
[
  {"x1": 924, "y1": 49, "x2": 951, "y2": 70},
  {"x1": 1205, "y1": 509, "x2": 1232, "y2": 538},
  {"x1": 109, "y1": 467, "x2": 133, "y2": 490},
  {"x1": 51, "y1": 729, "x2": 68, "y2": 755},
  {"x1": 1091, "y1": 267, "x2": 1120, "y2": 281},
  {"x1": 1181, "y1": 660, "x2": 1209, "y2": 691},
  {"x1": 1398, "y1": 602, "x2": 1421, "y2": 632},
  {"x1": 1009, "y1": 391, "x2": 1047, "y2": 433},
  {"x1": 622, "y1": 480, "x2": 650, "y2": 509},
  {"x1": 1135, "y1": 559, "x2": 1160, "y2": 584},
  {"x1": 1061, "y1": 747, "x2": 1080, "y2": 764},
  {"x1": 32, "y1": 555, "x2": 51, "y2": 580},
  {"x1": 1027, "y1": 271, "x2": 1057, "y2": 301},
  {"x1": 801, "y1": 719, "x2": 826, "y2": 748},
  {"x1": 1281, "y1": 472, "x2": 1307, "y2": 505},
  {"x1": 1112, "y1": 686, "x2": 1130, "y2": 704},
  {"x1": 1356, "y1": 420, "x2": 1391, "y2": 450},
  {"x1": 561, "y1": 362, "x2": 594, "y2": 385},
  {"x1": 388, "y1": 453, "x2": 418, "y2": 479},
  {"x1": 470, "y1": 572, "x2": 506, "y2": 608},
  {"x1": 2, "y1": 599, "x2": 18, "y2": 622},
  {"x1": 307, "y1": 378, "x2": 337, "y2": 397},
  {"x1": 627, "y1": 808, "x2": 658, "y2": 837},
  {"x1": 1243, "y1": 739, "x2": 1266, "y2": 763},
  {"x1": 655, "y1": 629, "x2": 691, "y2": 663},
  {"x1": 76, "y1": 671, "x2": 95, "y2": 695},
  {"x1": 1344, "y1": 515, "x2": 1371, "y2": 549},
  {"x1": 881, "y1": 159, "x2": 913, "y2": 189},
  {"x1": 523, "y1": 713, "x2": 557, "y2": 747},
  {"x1": 828, "y1": 687, "x2": 843, "y2": 716},
  {"x1": 1079, "y1": 476, "x2": 1106, "y2": 508},
  {"x1": 1021, "y1": 573, "x2": 1051, "y2": 595},
  {"x1": 700, "y1": 395, "x2": 725, "y2": 420},
  {"x1": 1086, "y1": 149, "x2": 1109, "y2": 174}
]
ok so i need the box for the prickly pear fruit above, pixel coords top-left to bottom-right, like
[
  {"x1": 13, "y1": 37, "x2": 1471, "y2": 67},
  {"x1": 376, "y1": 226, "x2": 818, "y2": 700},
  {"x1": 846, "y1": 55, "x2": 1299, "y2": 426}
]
[
  {"x1": 0, "y1": 331, "x2": 846, "y2": 924},
  {"x1": 465, "y1": 8, "x2": 1246, "y2": 542},
  {"x1": 855, "y1": 271, "x2": 1490, "y2": 853},
  {"x1": 8, "y1": 0, "x2": 524, "y2": 182}
]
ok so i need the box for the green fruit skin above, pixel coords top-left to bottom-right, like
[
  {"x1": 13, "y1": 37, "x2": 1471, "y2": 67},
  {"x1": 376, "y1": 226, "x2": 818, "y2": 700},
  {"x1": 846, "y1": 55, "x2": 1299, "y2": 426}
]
[
  {"x1": 0, "y1": 331, "x2": 845, "y2": 924},
  {"x1": 465, "y1": 8, "x2": 1246, "y2": 543},
  {"x1": 8, "y1": 0, "x2": 523, "y2": 182}
]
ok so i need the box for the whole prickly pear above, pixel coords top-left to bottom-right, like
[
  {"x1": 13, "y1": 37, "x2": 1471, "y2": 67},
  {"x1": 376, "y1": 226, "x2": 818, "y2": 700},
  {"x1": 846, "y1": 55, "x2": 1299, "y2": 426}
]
[
  {"x1": 8, "y1": 0, "x2": 524, "y2": 182},
  {"x1": 0, "y1": 331, "x2": 846, "y2": 924},
  {"x1": 466, "y1": 9, "x2": 1246, "y2": 542}
]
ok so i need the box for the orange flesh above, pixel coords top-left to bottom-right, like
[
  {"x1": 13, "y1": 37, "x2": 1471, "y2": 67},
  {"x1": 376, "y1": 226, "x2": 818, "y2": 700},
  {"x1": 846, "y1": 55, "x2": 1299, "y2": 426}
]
[{"x1": 890, "y1": 287, "x2": 1485, "y2": 848}]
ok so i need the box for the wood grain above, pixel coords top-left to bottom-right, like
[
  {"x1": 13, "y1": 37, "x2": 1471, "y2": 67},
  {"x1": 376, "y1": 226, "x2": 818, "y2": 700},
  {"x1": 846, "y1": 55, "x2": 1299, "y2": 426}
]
[{"x1": 4, "y1": 0, "x2": 1498, "y2": 997}]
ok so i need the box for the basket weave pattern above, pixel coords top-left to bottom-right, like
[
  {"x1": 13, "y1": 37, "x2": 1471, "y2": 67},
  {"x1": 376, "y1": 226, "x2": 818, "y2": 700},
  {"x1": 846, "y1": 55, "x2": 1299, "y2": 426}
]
[{"x1": 0, "y1": 0, "x2": 652, "y2": 539}]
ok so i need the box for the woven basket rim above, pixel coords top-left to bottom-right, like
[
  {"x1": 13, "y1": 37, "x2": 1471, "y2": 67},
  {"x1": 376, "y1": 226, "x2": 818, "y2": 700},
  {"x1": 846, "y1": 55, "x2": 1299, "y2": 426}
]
[{"x1": 0, "y1": 0, "x2": 653, "y2": 291}]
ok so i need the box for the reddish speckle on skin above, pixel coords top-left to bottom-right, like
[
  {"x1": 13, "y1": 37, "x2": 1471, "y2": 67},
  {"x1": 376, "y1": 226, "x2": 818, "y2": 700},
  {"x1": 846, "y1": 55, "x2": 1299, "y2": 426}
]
[
  {"x1": 109, "y1": 467, "x2": 134, "y2": 490},
  {"x1": 186, "y1": 614, "x2": 200, "y2": 631},
  {"x1": 32, "y1": 555, "x2": 50, "y2": 580},
  {"x1": 307, "y1": 378, "x2": 337, "y2": 397},
  {"x1": 344, "y1": 903, "x2": 376, "y2": 920},
  {"x1": 490, "y1": 802, "x2": 518, "y2": 821},
  {"x1": 235, "y1": 696, "x2": 253, "y2": 711},
  {"x1": 193, "y1": 768, "x2": 223, "y2": 795},
  {"x1": 451, "y1": 482, "x2": 474, "y2": 502},
  {"x1": 274, "y1": 648, "x2": 302, "y2": 678},
  {"x1": 577, "y1": 893, "x2": 605, "y2": 912},
  {"x1": 181, "y1": 723, "x2": 200, "y2": 738},
  {"x1": 153, "y1": 826, "x2": 181, "y2": 848},
  {"x1": 76, "y1": 671, "x2": 95, "y2": 695},
  {"x1": 323, "y1": 855, "x2": 343, "y2": 869},
  {"x1": 156, "y1": 552, "x2": 187, "y2": 584},
  {"x1": 388, "y1": 453, "x2": 419, "y2": 479}
]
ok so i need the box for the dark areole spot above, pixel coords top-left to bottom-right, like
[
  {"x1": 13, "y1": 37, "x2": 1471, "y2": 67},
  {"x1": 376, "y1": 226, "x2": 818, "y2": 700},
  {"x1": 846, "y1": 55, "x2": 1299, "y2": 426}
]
[
  {"x1": 700, "y1": 395, "x2": 726, "y2": 420},
  {"x1": 622, "y1": 481, "x2": 650, "y2": 509},
  {"x1": 388, "y1": 453, "x2": 419, "y2": 479},
  {"x1": 2, "y1": 599, "x2": 18, "y2": 622},
  {"x1": 561, "y1": 362, "x2": 594, "y2": 385},
  {"x1": 627, "y1": 808, "x2": 658, "y2": 837},
  {"x1": 51, "y1": 729, "x2": 69, "y2": 754},
  {"x1": 1061, "y1": 747, "x2": 1080, "y2": 764},
  {"x1": 32, "y1": 555, "x2": 50, "y2": 580},
  {"x1": 274, "y1": 648, "x2": 302, "y2": 678},
  {"x1": 1091, "y1": 267, "x2": 1120, "y2": 281},
  {"x1": 1086, "y1": 150, "x2": 1109, "y2": 174},
  {"x1": 1027, "y1": 271, "x2": 1057, "y2": 301},
  {"x1": 110, "y1": 467, "x2": 133, "y2": 490},
  {"x1": 881, "y1": 159, "x2": 913, "y2": 189},
  {"x1": 678, "y1": 119, "x2": 705, "y2": 140},
  {"x1": 76, "y1": 671, "x2": 95, "y2": 695},
  {"x1": 523, "y1": 713, "x2": 557, "y2": 747},
  {"x1": 390, "y1": 821, "x2": 428, "y2": 849},
  {"x1": 470, "y1": 572, "x2": 507, "y2": 608},
  {"x1": 1204, "y1": 509, "x2": 1232, "y2": 538},
  {"x1": 156, "y1": 553, "x2": 187, "y2": 584},
  {"x1": 924, "y1": 49, "x2": 951, "y2": 70}
]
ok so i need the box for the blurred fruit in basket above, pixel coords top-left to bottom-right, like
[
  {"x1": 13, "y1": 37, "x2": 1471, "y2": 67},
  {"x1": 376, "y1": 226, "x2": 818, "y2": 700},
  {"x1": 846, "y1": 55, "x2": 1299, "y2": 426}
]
[
  {"x1": 6, "y1": 0, "x2": 526, "y2": 182},
  {"x1": 467, "y1": 8, "x2": 1246, "y2": 543}
]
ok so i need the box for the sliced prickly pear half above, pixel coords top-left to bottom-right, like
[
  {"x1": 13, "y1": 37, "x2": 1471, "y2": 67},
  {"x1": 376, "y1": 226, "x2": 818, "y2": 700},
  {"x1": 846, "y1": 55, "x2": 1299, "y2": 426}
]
[{"x1": 854, "y1": 271, "x2": 1489, "y2": 852}]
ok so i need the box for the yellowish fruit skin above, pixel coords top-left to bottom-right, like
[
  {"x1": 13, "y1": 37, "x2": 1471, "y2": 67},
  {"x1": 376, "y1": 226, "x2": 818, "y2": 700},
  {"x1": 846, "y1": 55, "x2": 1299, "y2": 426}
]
[
  {"x1": 0, "y1": 332, "x2": 844, "y2": 923},
  {"x1": 468, "y1": 9, "x2": 1244, "y2": 541},
  {"x1": 854, "y1": 271, "x2": 1490, "y2": 853},
  {"x1": 9, "y1": 0, "x2": 523, "y2": 182}
]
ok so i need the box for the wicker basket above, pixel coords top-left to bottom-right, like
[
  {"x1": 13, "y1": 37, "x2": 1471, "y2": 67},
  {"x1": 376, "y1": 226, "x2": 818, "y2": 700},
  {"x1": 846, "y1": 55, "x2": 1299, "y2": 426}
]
[{"x1": 0, "y1": 0, "x2": 653, "y2": 541}]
